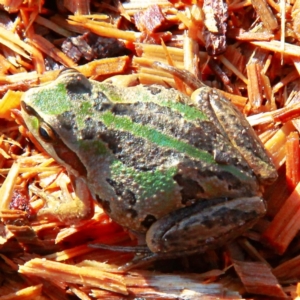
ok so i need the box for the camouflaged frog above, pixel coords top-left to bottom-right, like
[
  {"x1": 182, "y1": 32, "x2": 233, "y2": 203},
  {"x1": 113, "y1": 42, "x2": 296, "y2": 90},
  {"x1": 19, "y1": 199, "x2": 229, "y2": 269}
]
[{"x1": 21, "y1": 65, "x2": 277, "y2": 266}]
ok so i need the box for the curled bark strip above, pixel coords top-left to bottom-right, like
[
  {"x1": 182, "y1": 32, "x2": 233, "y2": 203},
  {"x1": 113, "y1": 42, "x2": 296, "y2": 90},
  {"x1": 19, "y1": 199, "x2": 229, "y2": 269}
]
[{"x1": 203, "y1": 0, "x2": 228, "y2": 56}]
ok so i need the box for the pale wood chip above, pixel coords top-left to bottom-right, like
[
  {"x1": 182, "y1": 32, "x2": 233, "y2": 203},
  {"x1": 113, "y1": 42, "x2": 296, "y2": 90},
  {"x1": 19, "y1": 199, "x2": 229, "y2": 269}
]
[
  {"x1": 235, "y1": 31, "x2": 274, "y2": 41},
  {"x1": 0, "y1": 284, "x2": 42, "y2": 300},
  {"x1": 233, "y1": 260, "x2": 287, "y2": 297},
  {"x1": 19, "y1": 258, "x2": 128, "y2": 295},
  {"x1": 251, "y1": 0, "x2": 278, "y2": 31},
  {"x1": 0, "y1": 90, "x2": 22, "y2": 120},
  {"x1": 252, "y1": 41, "x2": 300, "y2": 57},
  {"x1": 0, "y1": 162, "x2": 19, "y2": 210},
  {"x1": 125, "y1": 271, "x2": 241, "y2": 299},
  {"x1": 264, "y1": 122, "x2": 295, "y2": 169},
  {"x1": 273, "y1": 254, "x2": 300, "y2": 280},
  {"x1": 28, "y1": 34, "x2": 77, "y2": 68},
  {"x1": 246, "y1": 63, "x2": 264, "y2": 113}
]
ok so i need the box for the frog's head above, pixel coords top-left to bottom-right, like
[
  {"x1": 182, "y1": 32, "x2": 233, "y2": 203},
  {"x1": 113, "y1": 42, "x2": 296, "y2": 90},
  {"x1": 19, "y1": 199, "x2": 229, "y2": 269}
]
[{"x1": 20, "y1": 69, "x2": 94, "y2": 177}]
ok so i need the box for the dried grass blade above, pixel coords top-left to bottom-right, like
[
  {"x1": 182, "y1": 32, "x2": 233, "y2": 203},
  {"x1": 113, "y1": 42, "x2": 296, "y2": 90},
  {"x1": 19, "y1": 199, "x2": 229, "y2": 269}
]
[
  {"x1": 0, "y1": 166, "x2": 62, "y2": 174},
  {"x1": 219, "y1": 55, "x2": 248, "y2": 85},
  {"x1": 260, "y1": 73, "x2": 274, "y2": 109},
  {"x1": 0, "y1": 36, "x2": 30, "y2": 60},
  {"x1": 183, "y1": 34, "x2": 200, "y2": 78},
  {"x1": 0, "y1": 27, "x2": 32, "y2": 57},
  {"x1": 68, "y1": 285, "x2": 90, "y2": 300},
  {"x1": 292, "y1": 57, "x2": 300, "y2": 75},
  {"x1": 35, "y1": 15, "x2": 73, "y2": 37},
  {"x1": 50, "y1": 15, "x2": 87, "y2": 34}
]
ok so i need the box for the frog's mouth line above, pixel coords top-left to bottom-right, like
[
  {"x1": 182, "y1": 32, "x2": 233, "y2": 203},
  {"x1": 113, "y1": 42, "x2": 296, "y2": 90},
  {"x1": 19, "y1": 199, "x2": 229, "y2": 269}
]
[{"x1": 21, "y1": 101, "x2": 88, "y2": 178}]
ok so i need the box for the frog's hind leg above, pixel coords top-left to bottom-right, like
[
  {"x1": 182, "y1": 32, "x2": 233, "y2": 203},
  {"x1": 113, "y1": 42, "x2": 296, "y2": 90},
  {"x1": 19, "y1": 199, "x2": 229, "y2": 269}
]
[
  {"x1": 90, "y1": 197, "x2": 266, "y2": 270},
  {"x1": 119, "y1": 196, "x2": 265, "y2": 270},
  {"x1": 146, "y1": 196, "x2": 266, "y2": 256}
]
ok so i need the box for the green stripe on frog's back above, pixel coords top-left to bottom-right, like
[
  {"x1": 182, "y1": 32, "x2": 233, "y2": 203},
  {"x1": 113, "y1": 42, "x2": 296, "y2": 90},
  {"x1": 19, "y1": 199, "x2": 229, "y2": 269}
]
[
  {"x1": 100, "y1": 83, "x2": 208, "y2": 122},
  {"x1": 30, "y1": 83, "x2": 71, "y2": 115},
  {"x1": 101, "y1": 110, "x2": 216, "y2": 164},
  {"x1": 159, "y1": 100, "x2": 208, "y2": 121},
  {"x1": 99, "y1": 110, "x2": 252, "y2": 181},
  {"x1": 137, "y1": 86, "x2": 208, "y2": 121},
  {"x1": 137, "y1": 85, "x2": 208, "y2": 121}
]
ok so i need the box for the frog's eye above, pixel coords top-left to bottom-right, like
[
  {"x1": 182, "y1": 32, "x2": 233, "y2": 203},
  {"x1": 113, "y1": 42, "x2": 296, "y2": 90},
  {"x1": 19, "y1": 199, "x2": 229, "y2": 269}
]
[{"x1": 38, "y1": 123, "x2": 55, "y2": 143}]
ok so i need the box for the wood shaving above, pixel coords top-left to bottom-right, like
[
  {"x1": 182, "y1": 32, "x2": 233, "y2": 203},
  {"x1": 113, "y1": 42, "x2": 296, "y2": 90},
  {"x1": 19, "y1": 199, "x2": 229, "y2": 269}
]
[{"x1": 0, "y1": 0, "x2": 299, "y2": 299}]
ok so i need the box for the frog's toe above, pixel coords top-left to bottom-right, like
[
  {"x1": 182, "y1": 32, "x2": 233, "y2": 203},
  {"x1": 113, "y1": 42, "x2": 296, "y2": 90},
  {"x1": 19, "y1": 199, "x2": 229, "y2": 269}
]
[
  {"x1": 88, "y1": 242, "x2": 159, "y2": 270},
  {"x1": 118, "y1": 252, "x2": 159, "y2": 271}
]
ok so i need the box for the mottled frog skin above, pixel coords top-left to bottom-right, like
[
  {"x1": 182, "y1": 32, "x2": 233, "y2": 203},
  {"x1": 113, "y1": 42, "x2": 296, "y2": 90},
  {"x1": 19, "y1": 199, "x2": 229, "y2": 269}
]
[{"x1": 21, "y1": 69, "x2": 277, "y2": 259}]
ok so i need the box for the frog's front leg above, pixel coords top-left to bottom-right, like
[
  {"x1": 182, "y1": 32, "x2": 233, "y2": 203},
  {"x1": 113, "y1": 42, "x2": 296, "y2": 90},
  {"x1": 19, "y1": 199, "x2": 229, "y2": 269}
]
[
  {"x1": 145, "y1": 196, "x2": 265, "y2": 255},
  {"x1": 191, "y1": 87, "x2": 277, "y2": 185},
  {"x1": 33, "y1": 175, "x2": 94, "y2": 222}
]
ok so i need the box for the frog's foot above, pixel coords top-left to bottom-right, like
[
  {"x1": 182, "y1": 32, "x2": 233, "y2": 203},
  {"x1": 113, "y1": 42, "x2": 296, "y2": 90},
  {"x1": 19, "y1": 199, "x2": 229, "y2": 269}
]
[
  {"x1": 31, "y1": 176, "x2": 94, "y2": 223},
  {"x1": 152, "y1": 61, "x2": 205, "y2": 90}
]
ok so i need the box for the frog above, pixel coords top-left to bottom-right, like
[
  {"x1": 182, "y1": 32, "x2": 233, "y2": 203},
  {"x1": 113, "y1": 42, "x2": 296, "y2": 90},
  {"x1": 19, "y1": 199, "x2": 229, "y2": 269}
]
[{"x1": 20, "y1": 64, "x2": 278, "y2": 267}]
